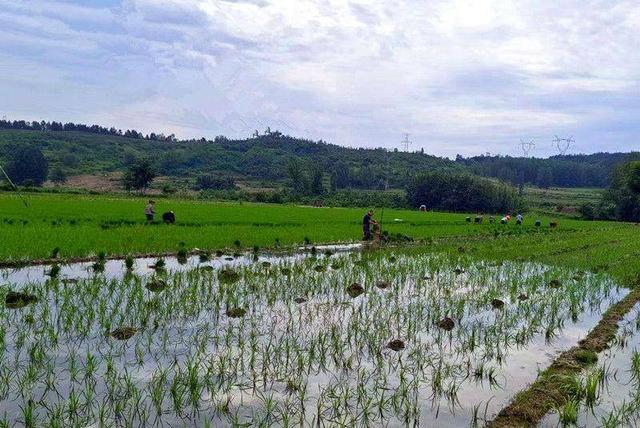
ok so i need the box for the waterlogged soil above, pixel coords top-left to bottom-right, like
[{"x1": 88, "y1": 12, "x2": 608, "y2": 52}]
[
  {"x1": 540, "y1": 303, "x2": 640, "y2": 427},
  {"x1": 0, "y1": 249, "x2": 626, "y2": 427}
]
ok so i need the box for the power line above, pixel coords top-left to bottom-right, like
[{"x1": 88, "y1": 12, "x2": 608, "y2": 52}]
[
  {"x1": 401, "y1": 133, "x2": 412, "y2": 152},
  {"x1": 519, "y1": 138, "x2": 535, "y2": 157},
  {"x1": 553, "y1": 135, "x2": 574, "y2": 155}
]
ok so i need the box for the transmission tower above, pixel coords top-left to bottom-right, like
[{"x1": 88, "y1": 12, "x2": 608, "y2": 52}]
[
  {"x1": 553, "y1": 135, "x2": 574, "y2": 155},
  {"x1": 401, "y1": 133, "x2": 412, "y2": 152},
  {"x1": 519, "y1": 139, "x2": 535, "y2": 157}
]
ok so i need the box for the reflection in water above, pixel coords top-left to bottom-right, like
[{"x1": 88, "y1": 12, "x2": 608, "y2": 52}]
[{"x1": 0, "y1": 248, "x2": 625, "y2": 427}]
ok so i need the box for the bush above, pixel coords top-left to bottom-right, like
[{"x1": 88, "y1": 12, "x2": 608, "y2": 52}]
[
  {"x1": 406, "y1": 172, "x2": 522, "y2": 213},
  {"x1": 194, "y1": 174, "x2": 236, "y2": 191},
  {"x1": 49, "y1": 167, "x2": 67, "y2": 185},
  {"x1": 161, "y1": 183, "x2": 177, "y2": 195},
  {"x1": 3, "y1": 145, "x2": 48, "y2": 186}
]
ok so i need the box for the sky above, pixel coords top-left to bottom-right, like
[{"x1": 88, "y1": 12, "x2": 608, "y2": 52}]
[{"x1": 1, "y1": 0, "x2": 639, "y2": 157}]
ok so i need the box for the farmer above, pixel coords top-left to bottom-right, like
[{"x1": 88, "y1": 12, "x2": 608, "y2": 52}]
[
  {"x1": 516, "y1": 213, "x2": 523, "y2": 225},
  {"x1": 145, "y1": 200, "x2": 156, "y2": 223},
  {"x1": 362, "y1": 210, "x2": 377, "y2": 241}
]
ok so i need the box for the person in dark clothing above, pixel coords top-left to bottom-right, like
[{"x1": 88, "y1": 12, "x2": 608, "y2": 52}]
[
  {"x1": 362, "y1": 210, "x2": 377, "y2": 241},
  {"x1": 162, "y1": 211, "x2": 176, "y2": 224}
]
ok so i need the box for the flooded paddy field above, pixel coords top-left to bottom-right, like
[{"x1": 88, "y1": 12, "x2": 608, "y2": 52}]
[{"x1": 0, "y1": 247, "x2": 626, "y2": 427}]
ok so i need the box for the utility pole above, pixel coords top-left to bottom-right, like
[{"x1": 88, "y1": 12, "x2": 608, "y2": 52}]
[
  {"x1": 401, "y1": 133, "x2": 412, "y2": 152},
  {"x1": 553, "y1": 135, "x2": 574, "y2": 155},
  {"x1": 519, "y1": 139, "x2": 535, "y2": 157}
]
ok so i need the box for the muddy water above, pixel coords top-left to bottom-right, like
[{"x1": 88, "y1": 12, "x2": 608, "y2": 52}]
[{"x1": 0, "y1": 248, "x2": 627, "y2": 427}]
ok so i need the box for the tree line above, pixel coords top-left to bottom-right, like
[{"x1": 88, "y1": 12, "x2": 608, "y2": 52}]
[
  {"x1": 0, "y1": 119, "x2": 178, "y2": 142},
  {"x1": 456, "y1": 153, "x2": 639, "y2": 188}
]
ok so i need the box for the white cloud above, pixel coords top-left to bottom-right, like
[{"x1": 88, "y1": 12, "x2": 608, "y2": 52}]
[{"x1": 0, "y1": 0, "x2": 639, "y2": 157}]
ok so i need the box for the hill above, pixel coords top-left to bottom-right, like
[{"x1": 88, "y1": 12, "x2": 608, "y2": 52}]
[
  {"x1": 0, "y1": 119, "x2": 637, "y2": 193},
  {"x1": 0, "y1": 126, "x2": 459, "y2": 191}
]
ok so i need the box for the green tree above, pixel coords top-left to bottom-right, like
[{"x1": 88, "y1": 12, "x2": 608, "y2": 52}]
[
  {"x1": 49, "y1": 167, "x2": 67, "y2": 185},
  {"x1": 310, "y1": 166, "x2": 324, "y2": 195},
  {"x1": 122, "y1": 158, "x2": 156, "y2": 191},
  {"x1": 406, "y1": 172, "x2": 521, "y2": 213},
  {"x1": 536, "y1": 167, "x2": 553, "y2": 189},
  {"x1": 605, "y1": 161, "x2": 640, "y2": 221},
  {"x1": 4, "y1": 145, "x2": 48, "y2": 186},
  {"x1": 624, "y1": 161, "x2": 640, "y2": 193},
  {"x1": 330, "y1": 161, "x2": 350, "y2": 190},
  {"x1": 287, "y1": 159, "x2": 308, "y2": 195}
]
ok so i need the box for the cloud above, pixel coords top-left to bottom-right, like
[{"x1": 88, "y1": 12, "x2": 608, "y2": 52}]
[{"x1": 0, "y1": 0, "x2": 639, "y2": 157}]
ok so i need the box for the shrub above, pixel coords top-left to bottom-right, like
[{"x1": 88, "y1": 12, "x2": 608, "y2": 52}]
[
  {"x1": 3, "y1": 145, "x2": 48, "y2": 186},
  {"x1": 406, "y1": 172, "x2": 522, "y2": 213},
  {"x1": 194, "y1": 174, "x2": 236, "y2": 191}
]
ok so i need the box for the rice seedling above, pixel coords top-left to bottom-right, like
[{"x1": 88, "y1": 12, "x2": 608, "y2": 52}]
[
  {"x1": 0, "y1": 245, "x2": 625, "y2": 427},
  {"x1": 584, "y1": 369, "x2": 600, "y2": 408},
  {"x1": 557, "y1": 399, "x2": 580, "y2": 426},
  {"x1": 125, "y1": 255, "x2": 135, "y2": 270}
]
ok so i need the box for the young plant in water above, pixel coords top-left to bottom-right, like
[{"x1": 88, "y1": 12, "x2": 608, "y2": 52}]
[{"x1": 125, "y1": 255, "x2": 135, "y2": 270}]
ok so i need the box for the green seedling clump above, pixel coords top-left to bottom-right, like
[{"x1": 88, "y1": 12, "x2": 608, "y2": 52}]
[{"x1": 575, "y1": 349, "x2": 598, "y2": 365}]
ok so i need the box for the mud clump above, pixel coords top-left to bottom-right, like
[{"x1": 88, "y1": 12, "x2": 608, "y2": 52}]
[
  {"x1": 376, "y1": 281, "x2": 390, "y2": 289},
  {"x1": 517, "y1": 293, "x2": 529, "y2": 301},
  {"x1": 387, "y1": 339, "x2": 405, "y2": 351},
  {"x1": 218, "y1": 269, "x2": 241, "y2": 284},
  {"x1": 437, "y1": 316, "x2": 455, "y2": 331},
  {"x1": 226, "y1": 307, "x2": 247, "y2": 318},
  {"x1": 110, "y1": 327, "x2": 137, "y2": 340},
  {"x1": 347, "y1": 282, "x2": 364, "y2": 298},
  {"x1": 5, "y1": 291, "x2": 38, "y2": 309},
  {"x1": 293, "y1": 297, "x2": 307, "y2": 304},
  {"x1": 548, "y1": 279, "x2": 562, "y2": 288},
  {"x1": 146, "y1": 279, "x2": 167, "y2": 293},
  {"x1": 491, "y1": 298, "x2": 505, "y2": 309}
]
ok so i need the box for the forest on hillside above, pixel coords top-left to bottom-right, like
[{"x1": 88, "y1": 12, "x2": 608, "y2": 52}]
[
  {"x1": 1, "y1": 119, "x2": 636, "y2": 192},
  {"x1": 457, "y1": 152, "x2": 640, "y2": 188}
]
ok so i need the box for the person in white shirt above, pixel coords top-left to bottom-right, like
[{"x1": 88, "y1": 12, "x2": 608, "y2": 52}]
[{"x1": 145, "y1": 200, "x2": 156, "y2": 223}]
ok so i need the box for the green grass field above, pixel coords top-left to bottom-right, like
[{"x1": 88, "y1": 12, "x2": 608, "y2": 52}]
[
  {"x1": 0, "y1": 191, "x2": 537, "y2": 260},
  {"x1": 3, "y1": 190, "x2": 640, "y2": 427},
  {"x1": 1, "y1": 191, "x2": 639, "y2": 283},
  {"x1": 524, "y1": 186, "x2": 604, "y2": 215}
]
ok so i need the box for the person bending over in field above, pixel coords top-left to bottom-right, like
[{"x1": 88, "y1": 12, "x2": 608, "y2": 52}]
[
  {"x1": 145, "y1": 200, "x2": 156, "y2": 223},
  {"x1": 362, "y1": 210, "x2": 377, "y2": 241}
]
